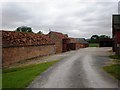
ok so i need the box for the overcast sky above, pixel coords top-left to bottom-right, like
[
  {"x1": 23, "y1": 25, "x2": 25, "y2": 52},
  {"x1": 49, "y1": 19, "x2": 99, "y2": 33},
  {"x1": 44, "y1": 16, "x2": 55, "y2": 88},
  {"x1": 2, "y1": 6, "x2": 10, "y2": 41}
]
[{"x1": 0, "y1": 0, "x2": 119, "y2": 38}]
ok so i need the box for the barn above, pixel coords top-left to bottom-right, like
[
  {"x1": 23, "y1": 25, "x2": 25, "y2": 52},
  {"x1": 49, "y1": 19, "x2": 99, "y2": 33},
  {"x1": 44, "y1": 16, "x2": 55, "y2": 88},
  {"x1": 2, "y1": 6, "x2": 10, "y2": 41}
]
[
  {"x1": 99, "y1": 38, "x2": 113, "y2": 47},
  {"x1": 47, "y1": 31, "x2": 84, "y2": 53},
  {"x1": 112, "y1": 15, "x2": 120, "y2": 55},
  {"x1": 63, "y1": 38, "x2": 82, "y2": 51},
  {"x1": 75, "y1": 38, "x2": 89, "y2": 48},
  {"x1": 47, "y1": 31, "x2": 68, "y2": 53}
]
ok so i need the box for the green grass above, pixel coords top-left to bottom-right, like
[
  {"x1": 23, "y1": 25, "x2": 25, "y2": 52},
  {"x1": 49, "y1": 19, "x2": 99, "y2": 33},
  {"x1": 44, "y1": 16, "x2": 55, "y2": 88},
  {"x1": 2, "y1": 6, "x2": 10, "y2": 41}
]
[
  {"x1": 2, "y1": 60, "x2": 58, "y2": 88},
  {"x1": 0, "y1": 73, "x2": 2, "y2": 90},
  {"x1": 89, "y1": 43, "x2": 99, "y2": 47},
  {"x1": 103, "y1": 54, "x2": 120, "y2": 81},
  {"x1": 103, "y1": 64, "x2": 120, "y2": 81},
  {"x1": 109, "y1": 55, "x2": 120, "y2": 60}
]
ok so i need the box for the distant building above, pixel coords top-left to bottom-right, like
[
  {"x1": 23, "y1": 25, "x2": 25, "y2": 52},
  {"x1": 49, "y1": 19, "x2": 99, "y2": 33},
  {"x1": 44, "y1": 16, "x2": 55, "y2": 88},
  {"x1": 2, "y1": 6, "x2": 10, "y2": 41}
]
[
  {"x1": 99, "y1": 38, "x2": 113, "y2": 47},
  {"x1": 75, "y1": 38, "x2": 89, "y2": 48},
  {"x1": 112, "y1": 15, "x2": 120, "y2": 55},
  {"x1": 63, "y1": 38, "x2": 82, "y2": 52},
  {"x1": 47, "y1": 31, "x2": 68, "y2": 53},
  {"x1": 47, "y1": 31, "x2": 86, "y2": 53}
]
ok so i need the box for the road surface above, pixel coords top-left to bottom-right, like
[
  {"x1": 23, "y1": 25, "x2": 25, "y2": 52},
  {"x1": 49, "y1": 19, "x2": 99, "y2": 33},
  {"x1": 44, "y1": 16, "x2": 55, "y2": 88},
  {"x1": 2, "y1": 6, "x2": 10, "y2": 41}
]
[{"x1": 28, "y1": 47, "x2": 119, "y2": 88}]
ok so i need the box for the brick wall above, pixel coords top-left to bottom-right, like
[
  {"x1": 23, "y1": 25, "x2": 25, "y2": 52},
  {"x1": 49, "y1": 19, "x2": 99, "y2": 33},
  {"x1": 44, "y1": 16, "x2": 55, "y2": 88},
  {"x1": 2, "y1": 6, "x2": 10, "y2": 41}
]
[
  {"x1": 75, "y1": 43, "x2": 81, "y2": 49},
  {"x1": 2, "y1": 45, "x2": 55, "y2": 67},
  {"x1": 48, "y1": 32, "x2": 63, "y2": 53},
  {"x1": 2, "y1": 31, "x2": 56, "y2": 67},
  {"x1": 115, "y1": 32, "x2": 120, "y2": 55},
  {"x1": 55, "y1": 42, "x2": 63, "y2": 53}
]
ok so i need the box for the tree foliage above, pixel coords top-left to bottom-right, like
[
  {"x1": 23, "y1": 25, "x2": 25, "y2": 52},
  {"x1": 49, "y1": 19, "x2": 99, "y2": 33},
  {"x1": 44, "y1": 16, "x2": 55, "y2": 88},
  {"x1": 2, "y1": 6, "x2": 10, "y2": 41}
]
[
  {"x1": 90, "y1": 35, "x2": 99, "y2": 43},
  {"x1": 99, "y1": 35, "x2": 110, "y2": 39},
  {"x1": 37, "y1": 31, "x2": 43, "y2": 34},
  {"x1": 15, "y1": 26, "x2": 33, "y2": 33},
  {"x1": 90, "y1": 35, "x2": 110, "y2": 43}
]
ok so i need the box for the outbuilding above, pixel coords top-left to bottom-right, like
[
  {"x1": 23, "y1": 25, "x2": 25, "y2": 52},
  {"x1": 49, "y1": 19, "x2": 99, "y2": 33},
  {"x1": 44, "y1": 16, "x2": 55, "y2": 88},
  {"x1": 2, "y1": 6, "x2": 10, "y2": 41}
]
[
  {"x1": 99, "y1": 38, "x2": 113, "y2": 47},
  {"x1": 75, "y1": 38, "x2": 89, "y2": 48},
  {"x1": 47, "y1": 31, "x2": 68, "y2": 53},
  {"x1": 112, "y1": 15, "x2": 120, "y2": 55}
]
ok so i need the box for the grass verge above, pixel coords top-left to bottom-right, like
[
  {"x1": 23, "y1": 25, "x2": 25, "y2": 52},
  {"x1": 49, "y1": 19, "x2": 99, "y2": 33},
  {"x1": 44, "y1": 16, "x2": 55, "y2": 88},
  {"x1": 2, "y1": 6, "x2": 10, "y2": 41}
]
[
  {"x1": 89, "y1": 43, "x2": 99, "y2": 47},
  {"x1": 103, "y1": 64, "x2": 120, "y2": 81},
  {"x1": 2, "y1": 60, "x2": 58, "y2": 88},
  {"x1": 0, "y1": 73, "x2": 2, "y2": 90},
  {"x1": 109, "y1": 55, "x2": 120, "y2": 60}
]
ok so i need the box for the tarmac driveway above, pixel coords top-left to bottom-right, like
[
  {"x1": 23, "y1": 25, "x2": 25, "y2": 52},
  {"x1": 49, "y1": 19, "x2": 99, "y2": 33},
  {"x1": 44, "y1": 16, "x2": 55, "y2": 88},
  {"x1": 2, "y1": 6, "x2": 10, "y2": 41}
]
[{"x1": 28, "y1": 47, "x2": 119, "y2": 88}]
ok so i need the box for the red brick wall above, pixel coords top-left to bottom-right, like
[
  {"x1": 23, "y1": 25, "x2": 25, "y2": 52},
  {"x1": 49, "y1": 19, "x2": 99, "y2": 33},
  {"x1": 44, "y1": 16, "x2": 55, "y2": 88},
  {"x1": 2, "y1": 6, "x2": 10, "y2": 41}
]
[
  {"x1": 2, "y1": 45, "x2": 55, "y2": 67},
  {"x1": 76, "y1": 43, "x2": 84, "y2": 49},
  {"x1": 115, "y1": 32, "x2": 120, "y2": 43},
  {"x1": 75, "y1": 43, "x2": 81, "y2": 49},
  {"x1": 49, "y1": 33, "x2": 63, "y2": 53},
  {"x1": 55, "y1": 42, "x2": 63, "y2": 53},
  {"x1": 114, "y1": 32, "x2": 120, "y2": 55}
]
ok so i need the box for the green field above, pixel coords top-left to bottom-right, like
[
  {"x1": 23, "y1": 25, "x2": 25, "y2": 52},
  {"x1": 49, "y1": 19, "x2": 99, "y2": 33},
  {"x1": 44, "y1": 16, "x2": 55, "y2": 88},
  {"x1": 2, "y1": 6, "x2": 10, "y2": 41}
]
[
  {"x1": 89, "y1": 43, "x2": 99, "y2": 47},
  {"x1": 103, "y1": 64, "x2": 120, "y2": 81},
  {"x1": 2, "y1": 60, "x2": 58, "y2": 88}
]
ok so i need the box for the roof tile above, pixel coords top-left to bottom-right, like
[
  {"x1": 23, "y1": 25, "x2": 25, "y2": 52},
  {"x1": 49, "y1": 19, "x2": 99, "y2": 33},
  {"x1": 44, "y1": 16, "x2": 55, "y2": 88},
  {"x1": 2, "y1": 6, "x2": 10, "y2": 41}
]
[
  {"x1": 2, "y1": 31, "x2": 55, "y2": 47},
  {"x1": 50, "y1": 31, "x2": 68, "y2": 39}
]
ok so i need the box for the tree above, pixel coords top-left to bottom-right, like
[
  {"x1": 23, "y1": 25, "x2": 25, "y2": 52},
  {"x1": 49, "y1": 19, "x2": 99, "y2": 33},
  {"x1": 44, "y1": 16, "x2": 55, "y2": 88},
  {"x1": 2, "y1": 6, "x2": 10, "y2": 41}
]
[
  {"x1": 90, "y1": 35, "x2": 111, "y2": 43},
  {"x1": 37, "y1": 31, "x2": 43, "y2": 34},
  {"x1": 90, "y1": 35, "x2": 99, "y2": 43},
  {"x1": 15, "y1": 26, "x2": 33, "y2": 33},
  {"x1": 99, "y1": 35, "x2": 110, "y2": 39}
]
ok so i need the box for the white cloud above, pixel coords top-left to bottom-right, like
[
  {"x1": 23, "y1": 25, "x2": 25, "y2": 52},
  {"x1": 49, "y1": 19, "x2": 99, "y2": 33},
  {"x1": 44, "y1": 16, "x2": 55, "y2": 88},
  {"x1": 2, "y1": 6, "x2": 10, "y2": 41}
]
[{"x1": 1, "y1": 0, "x2": 119, "y2": 38}]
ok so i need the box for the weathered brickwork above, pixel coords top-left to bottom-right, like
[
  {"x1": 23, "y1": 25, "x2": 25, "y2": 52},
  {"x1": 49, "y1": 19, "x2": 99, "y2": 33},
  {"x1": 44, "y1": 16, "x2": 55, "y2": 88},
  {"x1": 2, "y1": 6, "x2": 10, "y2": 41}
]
[
  {"x1": 2, "y1": 31, "x2": 55, "y2": 67},
  {"x1": 47, "y1": 31, "x2": 87, "y2": 53},
  {"x1": 2, "y1": 45, "x2": 55, "y2": 67},
  {"x1": 2, "y1": 31, "x2": 54, "y2": 47},
  {"x1": 47, "y1": 31, "x2": 68, "y2": 53},
  {"x1": 63, "y1": 38, "x2": 83, "y2": 51},
  {"x1": 112, "y1": 15, "x2": 120, "y2": 55}
]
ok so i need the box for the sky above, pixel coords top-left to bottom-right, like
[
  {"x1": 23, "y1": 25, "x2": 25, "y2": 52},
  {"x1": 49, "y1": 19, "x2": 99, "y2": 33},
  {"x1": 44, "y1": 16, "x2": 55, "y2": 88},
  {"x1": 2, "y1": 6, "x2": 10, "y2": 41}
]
[{"x1": 0, "y1": 0, "x2": 119, "y2": 38}]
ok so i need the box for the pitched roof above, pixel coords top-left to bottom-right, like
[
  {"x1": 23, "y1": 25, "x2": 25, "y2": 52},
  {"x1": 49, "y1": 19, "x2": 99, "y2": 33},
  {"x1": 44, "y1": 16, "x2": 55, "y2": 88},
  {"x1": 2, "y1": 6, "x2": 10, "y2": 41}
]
[
  {"x1": 68, "y1": 37, "x2": 78, "y2": 43},
  {"x1": 49, "y1": 31, "x2": 68, "y2": 39},
  {"x1": 2, "y1": 31, "x2": 55, "y2": 47},
  {"x1": 75, "y1": 38, "x2": 89, "y2": 44}
]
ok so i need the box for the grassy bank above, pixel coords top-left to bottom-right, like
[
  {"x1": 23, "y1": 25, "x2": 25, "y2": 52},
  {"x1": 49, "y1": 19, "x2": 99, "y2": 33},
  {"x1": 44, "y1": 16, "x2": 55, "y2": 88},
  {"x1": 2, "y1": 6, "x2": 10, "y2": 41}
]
[
  {"x1": 109, "y1": 55, "x2": 120, "y2": 60},
  {"x1": 0, "y1": 73, "x2": 2, "y2": 90},
  {"x1": 103, "y1": 54, "x2": 120, "y2": 81},
  {"x1": 89, "y1": 43, "x2": 99, "y2": 47},
  {"x1": 103, "y1": 64, "x2": 120, "y2": 81},
  {"x1": 2, "y1": 60, "x2": 58, "y2": 88}
]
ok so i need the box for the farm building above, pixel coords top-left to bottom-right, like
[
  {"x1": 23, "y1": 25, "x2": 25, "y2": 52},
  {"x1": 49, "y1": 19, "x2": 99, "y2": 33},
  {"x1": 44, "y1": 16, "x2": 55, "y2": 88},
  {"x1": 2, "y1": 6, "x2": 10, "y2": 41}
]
[
  {"x1": 47, "y1": 31, "x2": 85, "y2": 53},
  {"x1": 63, "y1": 38, "x2": 82, "y2": 52},
  {"x1": 2, "y1": 31, "x2": 55, "y2": 67},
  {"x1": 112, "y1": 15, "x2": 120, "y2": 55},
  {"x1": 47, "y1": 31, "x2": 68, "y2": 53},
  {"x1": 99, "y1": 38, "x2": 113, "y2": 47},
  {"x1": 75, "y1": 38, "x2": 89, "y2": 48},
  {"x1": 47, "y1": 31, "x2": 88, "y2": 53}
]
